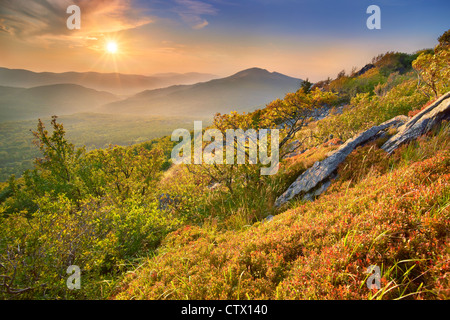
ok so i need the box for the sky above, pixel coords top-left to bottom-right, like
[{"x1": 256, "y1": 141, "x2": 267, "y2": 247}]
[{"x1": 0, "y1": 0, "x2": 449, "y2": 81}]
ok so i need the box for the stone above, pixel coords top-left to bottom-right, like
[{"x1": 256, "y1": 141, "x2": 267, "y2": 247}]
[
  {"x1": 274, "y1": 91, "x2": 450, "y2": 207},
  {"x1": 381, "y1": 91, "x2": 450, "y2": 154},
  {"x1": 275, "y1": 115, "x2": 408, "y2": 207},
  {"x1": 302, "y1": 179, "x2": 333, "y2": 202},
  {"x1": 356, "y1": 63, "x2": 376, "y2": 76}
]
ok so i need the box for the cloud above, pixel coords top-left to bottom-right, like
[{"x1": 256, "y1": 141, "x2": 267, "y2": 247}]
[
  {"x1": 174, "y1": 0, "x2": 217, "y2": 29},
  {"x1": 175, "y1": 0, "x2": 217, "y2": 15},
  {"x1": 193, "y1": 19, "x2": 209, "y2": 29},
  {"x1": 0, "y1": 0, "x2": 152, "y2": 42}
]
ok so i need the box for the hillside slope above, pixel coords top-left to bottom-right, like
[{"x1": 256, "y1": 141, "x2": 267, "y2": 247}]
[{"x1": 114, "y1": 123, "x2": 450, "y2": 300}]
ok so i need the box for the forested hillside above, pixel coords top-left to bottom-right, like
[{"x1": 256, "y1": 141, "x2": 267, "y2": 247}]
[
  {"x1": 0, "y1": 30, "x2": 448, "y2": 300},
  {"x1": 0, "y1": 114, "x2": 209, "y2": 182}
]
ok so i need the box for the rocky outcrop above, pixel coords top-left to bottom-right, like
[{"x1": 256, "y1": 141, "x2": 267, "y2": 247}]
[
  {"x1": 356, "y1": 64, "x2": 376, "y2": 76},
  {"x1": 275, "y1": 115, "x2": 408, "y2": 207},
  {"x1": 275, "y1": 91, "x2": 450, "y2": 207},
  {"x1": 302, "y1": 178, "x2": 333, "y2": 202},
  {"x1": 381, "y1": 91, "x2": 450, "y2": 154}
]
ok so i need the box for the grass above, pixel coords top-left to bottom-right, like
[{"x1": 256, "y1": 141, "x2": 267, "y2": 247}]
[{"x1": 111, "y1": 122, "x2": 450, "y2": 300}]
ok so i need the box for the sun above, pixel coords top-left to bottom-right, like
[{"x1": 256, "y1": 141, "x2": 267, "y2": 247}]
[{"x1": 106, "y1": 41, "x2": 118, "y2": 54}]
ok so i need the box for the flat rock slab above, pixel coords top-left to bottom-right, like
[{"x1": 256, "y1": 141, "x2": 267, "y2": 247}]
[
  {"x1": 275, "y1": 115, "x2": 408, "y2": 207},
  {"x1": 382, "y1": 91, "x2": 450, "y2": 154}
]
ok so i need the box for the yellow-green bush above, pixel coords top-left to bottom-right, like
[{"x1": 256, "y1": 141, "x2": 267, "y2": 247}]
[
  {"x1": 0, "y1": 194, "x2": 183, "y2": 299},
  {"x1": 317, "y1": 78, "x2": 429, "y2": 142}
]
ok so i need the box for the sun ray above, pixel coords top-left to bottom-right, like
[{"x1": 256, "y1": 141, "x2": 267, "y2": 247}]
[{"x1": 107, "y1": 41, "x2": 118, "y2": 54}]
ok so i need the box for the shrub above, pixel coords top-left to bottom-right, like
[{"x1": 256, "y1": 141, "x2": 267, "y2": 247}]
[
  {"x1": 0, "y1": 194, "x2": 183, "y2": 299},
  {"x1": 113, "y1": 125, "x2": 450, "y2": 300},
  {"x1": 316, "y1": 78, "x2": 429, "y2": 143}
]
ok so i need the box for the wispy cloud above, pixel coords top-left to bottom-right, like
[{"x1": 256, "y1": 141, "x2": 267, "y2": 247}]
[
  {"x1": 0, "y1": 0, "x2": 152, "y2": 43},
  {"x1": 174, "y1": 0, "x2": 217, "y2": 29},
  {"x1": 192, "y1": 19, "x2": 209, "y2": 29}
]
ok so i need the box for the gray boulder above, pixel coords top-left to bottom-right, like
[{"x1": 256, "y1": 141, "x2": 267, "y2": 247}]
[
  {"x1": 381, "y1": 92, "x2": 450, "y2": 154},
  {"x1": 275, "y1": 91, "x2": 450, "y2": 207},
  {"x1": 302, "y1": 178, "x2": 333, "y2": 202},
  {"x1": 275, "y1": 115, "x2": 408, "y2": 207}
]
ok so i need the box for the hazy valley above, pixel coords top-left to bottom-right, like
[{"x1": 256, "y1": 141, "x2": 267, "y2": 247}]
[
  {"x1": 0, "y1": 66, "x2": 302, "y2": 181},
  {"x1": 0, "y1": 67, "x2": 217, "y2": 96},
  {"x1": 0, "y1": 67, "x2": 302, "y2": 121}
]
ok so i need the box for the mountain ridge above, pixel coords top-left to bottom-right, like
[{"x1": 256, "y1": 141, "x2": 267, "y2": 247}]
[
  {"x1": 101, "y1": 67, "x2": 303, "y2": 117},
  {"x1": 0, "y1": 67, "x2": 218, "y2": 96},
  {"x1": 0, "y1": 67, "x2": 303, "y2": 121},
  {"x1": 0, "y1": 83, "x2": 119, "y2": 121}
]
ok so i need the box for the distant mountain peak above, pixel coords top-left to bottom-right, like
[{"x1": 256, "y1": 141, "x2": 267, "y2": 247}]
[
  {"x1": 230, "y1": 67, "x2": 271, "y2": 77},
  {"x1": 229, "y1": 68, "x2": 300, "y2": 82},
  {"x1": 101, "y1": 67, "x2": 303, "y2": 117}
]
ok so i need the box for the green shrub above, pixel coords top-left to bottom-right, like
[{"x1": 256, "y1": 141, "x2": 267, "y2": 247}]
[
  {"x1": 316, "y1": 78, "x2": 429, "y2": 142},
  {"x1": 0, "y1": 194, "x2": 183, "y2": 299}
]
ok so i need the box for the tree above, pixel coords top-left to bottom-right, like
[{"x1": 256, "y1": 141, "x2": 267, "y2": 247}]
[
  {"x1": 413, "y1": 29, "x2": 450, "y2": 98},
  {"x1": 437, "y1": 29, "x2": 450, "y2": 47},
  {"x1": 336, "y1": 70, "x2": 346, "y2": 79},
  {"x1": 264, "y1": 88, "x2": 338, "y2": 151},
  {"x1": 30, "y1": 116, "x2": 85, "y2": 201},
  {"x1": 198, "y1": 88, "x2": 338, "y2": 196},
  {"x1": 300, "y1": 78, "x2": 313, "y2": 94},
  {"x1": 28, "y1": 116, "x2": 166, "y2": 205},
  {"x1": 84, "y1": 145, "x2": 165, "y2": 204}
]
